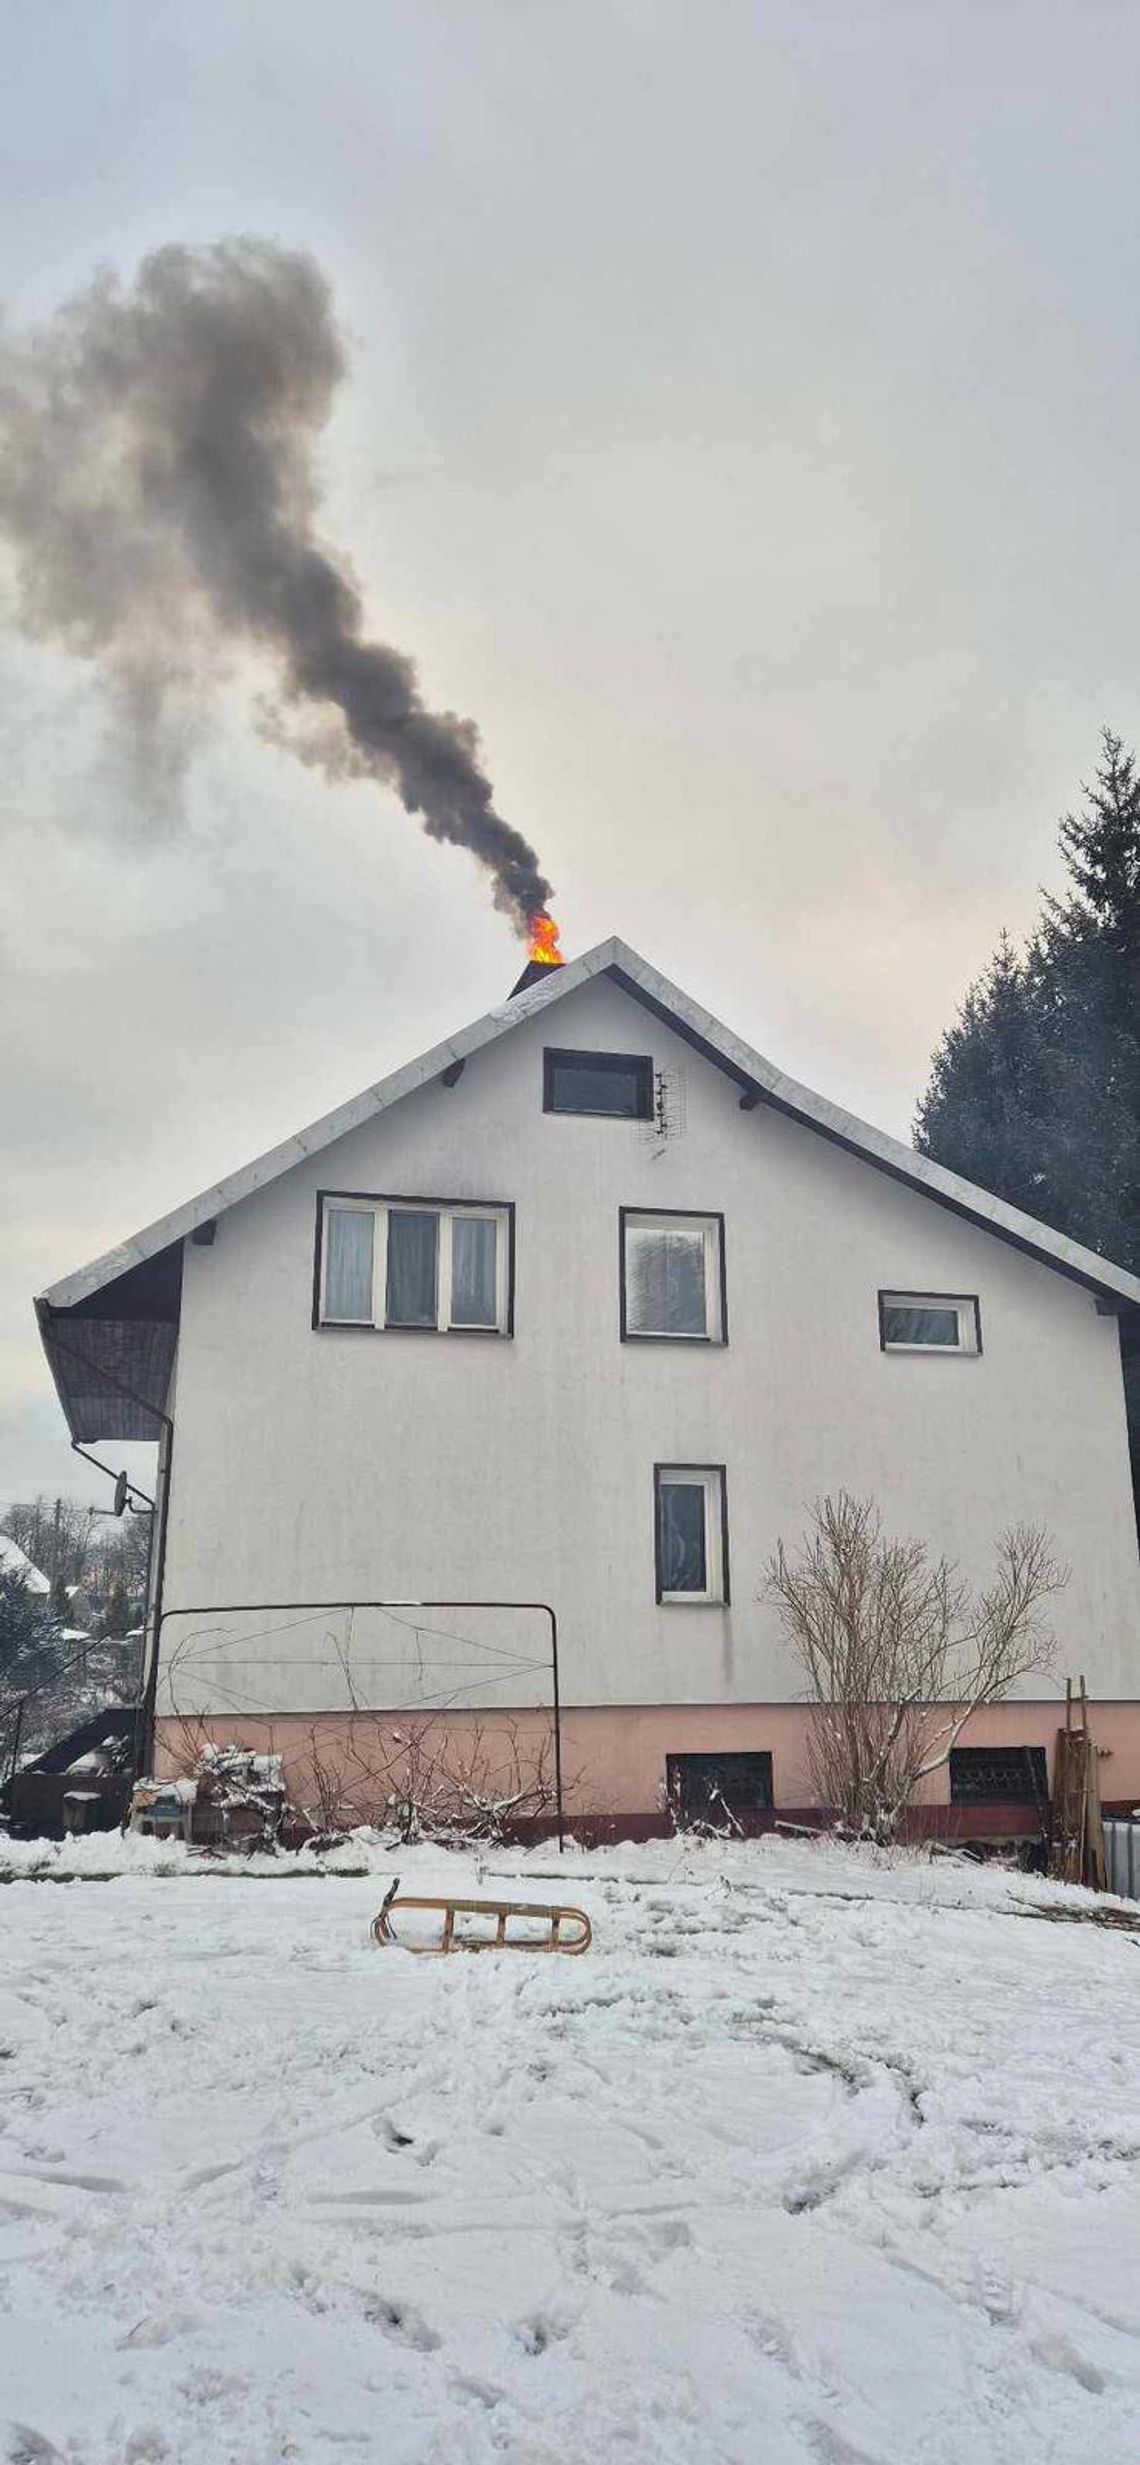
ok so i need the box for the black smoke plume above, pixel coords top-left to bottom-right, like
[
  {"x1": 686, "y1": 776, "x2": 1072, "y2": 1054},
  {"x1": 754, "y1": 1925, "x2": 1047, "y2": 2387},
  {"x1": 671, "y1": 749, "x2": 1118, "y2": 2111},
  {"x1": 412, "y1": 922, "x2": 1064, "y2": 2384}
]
[{"x1": 0, "y1": 239, "x2": 552, "y2": 933}]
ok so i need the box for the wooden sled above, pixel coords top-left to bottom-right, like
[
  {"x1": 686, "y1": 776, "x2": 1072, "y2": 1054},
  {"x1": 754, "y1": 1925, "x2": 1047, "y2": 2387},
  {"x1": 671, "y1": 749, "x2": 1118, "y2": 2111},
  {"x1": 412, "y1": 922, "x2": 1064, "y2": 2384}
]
[{"x1": 372, "y1": 1877, "x2": 591, "y2": 1956}]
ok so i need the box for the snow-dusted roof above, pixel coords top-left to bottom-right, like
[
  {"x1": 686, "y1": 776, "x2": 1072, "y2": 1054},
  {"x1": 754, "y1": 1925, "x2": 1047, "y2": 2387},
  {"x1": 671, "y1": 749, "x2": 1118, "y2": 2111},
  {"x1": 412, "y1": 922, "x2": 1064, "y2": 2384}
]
[
  {"x1": 38, "y1": 933, "x2": 1140, "y2": 1319},
  {"x1": 0, "y1": 1534, "x2": 51, "y2": 1595}
]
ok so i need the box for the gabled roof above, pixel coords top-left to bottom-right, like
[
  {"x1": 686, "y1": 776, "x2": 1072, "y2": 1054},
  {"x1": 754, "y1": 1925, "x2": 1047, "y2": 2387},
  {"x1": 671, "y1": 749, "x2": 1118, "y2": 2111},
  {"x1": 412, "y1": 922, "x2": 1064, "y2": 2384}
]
[
  {"x1": 37, "y1": 934, "x2": 1140, "y2": 1440},
  {"x1": 0, "y1": 1535, "x2": 51, "y2": 1596}
]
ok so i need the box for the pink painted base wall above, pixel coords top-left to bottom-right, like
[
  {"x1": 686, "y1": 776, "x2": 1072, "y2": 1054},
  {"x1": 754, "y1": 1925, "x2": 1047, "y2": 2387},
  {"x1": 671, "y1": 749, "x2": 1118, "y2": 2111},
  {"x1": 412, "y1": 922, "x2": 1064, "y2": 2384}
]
[{"x1": 155, "y1": 1697, "x2": 1140, "y2": 1828}]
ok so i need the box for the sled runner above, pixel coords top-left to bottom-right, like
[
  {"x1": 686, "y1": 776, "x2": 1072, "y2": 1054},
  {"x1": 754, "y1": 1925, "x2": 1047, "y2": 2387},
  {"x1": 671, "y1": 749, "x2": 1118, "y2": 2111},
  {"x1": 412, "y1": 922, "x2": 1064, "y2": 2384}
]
[{"x1": 372, "y1": 1877, "x2": 591, "y2": 1955}]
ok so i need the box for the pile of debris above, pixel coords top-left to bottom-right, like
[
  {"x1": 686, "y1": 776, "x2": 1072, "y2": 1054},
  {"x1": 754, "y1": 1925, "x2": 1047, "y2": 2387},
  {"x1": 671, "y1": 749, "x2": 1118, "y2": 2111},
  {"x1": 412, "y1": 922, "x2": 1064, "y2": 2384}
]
[{"x1": 130, "y1": 1746, "x2": 287, "y2": 1854}]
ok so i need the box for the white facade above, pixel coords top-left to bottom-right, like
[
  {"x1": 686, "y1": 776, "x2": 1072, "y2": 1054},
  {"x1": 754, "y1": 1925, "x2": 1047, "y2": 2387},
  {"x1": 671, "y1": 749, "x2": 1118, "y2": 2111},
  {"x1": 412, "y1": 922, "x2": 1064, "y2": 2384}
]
[{"x1": 151, "y1": 968, "x2": 1140, "y2": 1729}]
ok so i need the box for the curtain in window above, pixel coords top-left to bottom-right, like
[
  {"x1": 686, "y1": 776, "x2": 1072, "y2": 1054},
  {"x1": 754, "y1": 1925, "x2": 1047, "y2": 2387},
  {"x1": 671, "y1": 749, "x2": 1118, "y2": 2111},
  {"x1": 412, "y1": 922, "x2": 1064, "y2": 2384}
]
[
  {"x1": 628, "y1": 1226, "x2": 706, "y2": 1335},
  {"x1": 324, "y1": 1208, "x2": 374, "y2": 1321},
  {"x1": 451, "y1": 1216, "x2": 498, "y2": 1326},
  {"x1": 658, "y1": 1481, "x2": 707, "y2": 1592},
  {"x1": 386, "y1": 1210, "x2": 439, "y2": 1326},
  {"x1": 883, "y1": 1304, "x2": 960, "y2": 1347}
]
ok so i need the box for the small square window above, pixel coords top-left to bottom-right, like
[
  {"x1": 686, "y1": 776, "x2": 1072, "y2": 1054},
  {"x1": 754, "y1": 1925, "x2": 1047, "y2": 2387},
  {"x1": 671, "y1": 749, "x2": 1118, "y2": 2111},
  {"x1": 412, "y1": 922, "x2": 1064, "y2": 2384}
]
[
  {"x1": 621, "y1": 1211, "x2": 725, "y2": 1342},
  {"x1": 544, "y1": 1048, "x2": 653, "y2": 1119},
  {"x1": 654, "y1": 1465, "x2": 728, "y2": 1604},
  {"x1": 879, "y1": 1291, "x2": 981, "y2": 1354},
  {"x1": 949, "y1": 1746, "x2": 1047, "y2": 1804},
  {"x1": 667, "y1": 1751, "x2": 772, "y2": 1827},
  {"x1": 318, "y1": 1197, "x2": 512, "y2": 1334}
]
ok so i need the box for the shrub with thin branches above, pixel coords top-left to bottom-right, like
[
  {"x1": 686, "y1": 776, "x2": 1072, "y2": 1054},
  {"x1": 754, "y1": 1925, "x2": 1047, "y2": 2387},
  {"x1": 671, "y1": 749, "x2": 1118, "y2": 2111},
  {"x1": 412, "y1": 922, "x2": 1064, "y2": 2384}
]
[{"x1": 766, "y1": 1492, "x2": 1066, "y2": 1840}]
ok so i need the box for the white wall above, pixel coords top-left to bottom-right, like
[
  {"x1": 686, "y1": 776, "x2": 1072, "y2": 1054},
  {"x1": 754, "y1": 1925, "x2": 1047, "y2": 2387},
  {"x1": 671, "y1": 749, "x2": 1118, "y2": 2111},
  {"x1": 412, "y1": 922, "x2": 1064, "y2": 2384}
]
[{"x1": 157, "y1": 974, "x2": 1140, "y2": 1718}]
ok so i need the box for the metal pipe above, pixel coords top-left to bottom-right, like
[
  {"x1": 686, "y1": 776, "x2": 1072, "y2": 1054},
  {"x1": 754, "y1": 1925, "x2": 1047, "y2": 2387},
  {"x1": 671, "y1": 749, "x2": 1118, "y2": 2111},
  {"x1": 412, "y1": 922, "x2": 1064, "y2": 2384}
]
[
  {"x1": 37, "y1": 1318, "x2": 174, "y2": 1782},
  {"x1": 549, "y1": 1607, "x2": 564, "y2": 1854},
  {"x1": 69, "y1": 1439, "x2": 155, "y2": 1511},
  {"x1": 137, "y1": 1420, "x2": 175, "y2": 1779},
  {"x1": 3, "y1": 1699, "x2": 23, "y2": 1792},
  {"x1": 154, "y1": 1595, "x2": 565, "y2": 1850}
]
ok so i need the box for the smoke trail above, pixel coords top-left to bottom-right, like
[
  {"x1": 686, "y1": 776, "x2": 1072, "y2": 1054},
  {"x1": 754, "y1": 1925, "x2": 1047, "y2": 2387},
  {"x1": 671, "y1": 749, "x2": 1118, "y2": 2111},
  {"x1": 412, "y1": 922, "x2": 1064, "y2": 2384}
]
[{"x1": 0, "y1": 240, "x2": 552, "y2": 932}]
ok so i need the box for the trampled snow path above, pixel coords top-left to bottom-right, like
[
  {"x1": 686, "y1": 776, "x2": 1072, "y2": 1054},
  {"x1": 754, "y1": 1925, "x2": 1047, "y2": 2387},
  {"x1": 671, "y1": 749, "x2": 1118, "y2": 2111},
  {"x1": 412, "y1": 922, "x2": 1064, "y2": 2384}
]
[{"x1": 2, "y1": 1838, "x2": 1139, "y2": 2463}]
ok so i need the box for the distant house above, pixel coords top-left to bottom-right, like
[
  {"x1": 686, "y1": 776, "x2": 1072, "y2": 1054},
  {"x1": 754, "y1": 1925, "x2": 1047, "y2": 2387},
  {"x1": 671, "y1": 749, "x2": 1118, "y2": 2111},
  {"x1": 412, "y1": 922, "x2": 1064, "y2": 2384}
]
[
  {"x1": 34, "y1": 937, "x2": 1140, "y2": 1836},
  {"x1": 0, "y1": 1535, "x2": 51, "y2": 1597}
]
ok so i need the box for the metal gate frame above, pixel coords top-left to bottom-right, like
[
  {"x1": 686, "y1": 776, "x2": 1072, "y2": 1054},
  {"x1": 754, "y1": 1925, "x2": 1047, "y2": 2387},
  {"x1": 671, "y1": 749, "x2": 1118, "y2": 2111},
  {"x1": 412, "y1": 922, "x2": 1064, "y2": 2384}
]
[{"x1": 153, "y1": 1596, "x2": 564, "y2": 1850}]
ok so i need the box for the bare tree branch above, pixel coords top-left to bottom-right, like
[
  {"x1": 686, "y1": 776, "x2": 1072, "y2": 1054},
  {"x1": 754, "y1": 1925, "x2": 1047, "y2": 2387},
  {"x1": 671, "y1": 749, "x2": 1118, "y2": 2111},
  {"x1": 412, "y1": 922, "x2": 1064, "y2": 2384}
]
[{"x1": 766, "y1": 1493, "x2": 1066, "y2": 1839}]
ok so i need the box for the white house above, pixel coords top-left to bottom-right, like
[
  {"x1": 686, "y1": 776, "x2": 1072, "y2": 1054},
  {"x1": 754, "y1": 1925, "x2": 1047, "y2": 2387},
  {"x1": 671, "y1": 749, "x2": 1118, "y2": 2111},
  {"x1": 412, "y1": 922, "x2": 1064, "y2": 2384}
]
[
  {"x1": 36, "y1": 937, "x2": 1140, "y2": 1836},
  {"x1": 0, "y1": 1535, "x2": 51, "y2": 1597}
]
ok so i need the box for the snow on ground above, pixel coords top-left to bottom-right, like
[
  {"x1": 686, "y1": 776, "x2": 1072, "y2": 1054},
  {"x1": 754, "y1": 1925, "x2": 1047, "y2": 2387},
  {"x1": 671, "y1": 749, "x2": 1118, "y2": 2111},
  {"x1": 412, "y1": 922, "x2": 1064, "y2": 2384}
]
[{"x1": 2, "y1": 1835, "x2": 1140, "y2": 2464}]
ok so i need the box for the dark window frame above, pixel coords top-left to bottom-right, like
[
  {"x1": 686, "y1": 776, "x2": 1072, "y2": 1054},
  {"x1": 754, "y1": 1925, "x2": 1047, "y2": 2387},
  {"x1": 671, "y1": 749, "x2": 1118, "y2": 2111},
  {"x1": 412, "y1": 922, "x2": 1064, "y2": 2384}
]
[
  {"x1": 949, "y1": 1745, "x2": 1047, "y2": 1805},
  {"x1": 619, "y1": 1207, "x2": 728, "y2": 1345},
  {"x1": 312, "y1": 1191, "x2": 516, "y2": 1336},
  {"x1": 653, "y1": 1462, "x2": 730, "y2": 1606},
  {"x1": 543, "y1": 1047, "x2": 654, "y2": 1120},
  {"x1": 666, "y1": 1750, "x2": 773, "y2": 1825},
  {"x1": 877, "y1": 1289, "x2": 983, "y2": 1355}
]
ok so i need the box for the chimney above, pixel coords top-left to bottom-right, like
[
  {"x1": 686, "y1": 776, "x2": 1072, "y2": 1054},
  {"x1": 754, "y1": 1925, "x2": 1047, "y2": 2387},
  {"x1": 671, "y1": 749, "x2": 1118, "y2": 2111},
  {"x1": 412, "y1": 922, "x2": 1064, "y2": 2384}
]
[{"x1": 509, "y1": 955, "x2": 566, "y2": 997}]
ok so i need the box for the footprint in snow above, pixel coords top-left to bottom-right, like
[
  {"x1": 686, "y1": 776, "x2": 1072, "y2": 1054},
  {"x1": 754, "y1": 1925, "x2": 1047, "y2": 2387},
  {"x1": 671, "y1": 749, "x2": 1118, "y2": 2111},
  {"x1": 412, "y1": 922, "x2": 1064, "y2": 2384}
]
[
  {"x1": 363, "y1": 2297, "x2": 440, "y2": 2352},
  {"x1": 5, "y1": 2431, "x2": 65, "y2": 2465},
  {"x1": 450, "y1": 2376, "x2": 504, "y2": 2411},
  {"x1": 514, "y1": 2310, "x2": 573, "y2": 2356},
  {"x1": 372, "y1": 2115, "x2": 414, "y2": 2150},
  {"x1": 1029, "y1": 2331, "x2": 1108, "y2": 2394}
]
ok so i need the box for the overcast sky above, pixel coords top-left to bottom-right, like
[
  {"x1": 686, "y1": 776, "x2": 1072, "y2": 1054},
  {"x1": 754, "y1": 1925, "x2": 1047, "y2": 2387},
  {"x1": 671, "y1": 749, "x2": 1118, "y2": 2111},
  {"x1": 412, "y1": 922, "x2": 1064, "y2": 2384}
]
[{"x1": 3, "y1": 0, "x2": 1140, "y2": 1506}]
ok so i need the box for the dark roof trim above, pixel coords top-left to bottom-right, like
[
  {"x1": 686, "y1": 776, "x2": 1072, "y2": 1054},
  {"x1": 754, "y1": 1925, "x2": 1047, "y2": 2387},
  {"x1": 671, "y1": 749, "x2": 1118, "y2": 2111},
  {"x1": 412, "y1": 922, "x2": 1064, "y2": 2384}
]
[{"x1": 37, "y1": 1242, "x2": 181, "y2": 1442}]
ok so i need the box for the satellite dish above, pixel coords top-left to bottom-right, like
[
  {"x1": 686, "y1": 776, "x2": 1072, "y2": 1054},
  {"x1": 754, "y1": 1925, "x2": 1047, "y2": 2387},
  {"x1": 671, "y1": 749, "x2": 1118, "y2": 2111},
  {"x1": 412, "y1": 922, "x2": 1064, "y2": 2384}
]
[{"x1": 113, "y1": 1471, "x2": 129, "y2": 1517}]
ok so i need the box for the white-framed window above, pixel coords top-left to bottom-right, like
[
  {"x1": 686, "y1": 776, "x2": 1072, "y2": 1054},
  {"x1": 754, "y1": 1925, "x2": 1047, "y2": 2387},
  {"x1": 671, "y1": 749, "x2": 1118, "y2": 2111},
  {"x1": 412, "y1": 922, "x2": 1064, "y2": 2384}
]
[
  {"x1": 621, "y1": 1209, "x2": 725, "y2": 1342},
  {"x1": 654, "y1": 1465, "x2": 728, "y2": 1604},
  {"x1": 878, "y1": 1291, "x2": 981, "y2": 1354},
  {"x1": 317, "y1": 1196, "x2": 512, "y2": 1334}
]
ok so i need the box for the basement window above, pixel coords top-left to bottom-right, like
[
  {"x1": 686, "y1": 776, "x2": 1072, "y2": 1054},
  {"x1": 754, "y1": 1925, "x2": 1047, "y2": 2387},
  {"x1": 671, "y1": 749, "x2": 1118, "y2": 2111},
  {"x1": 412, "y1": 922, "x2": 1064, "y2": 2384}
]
[
  {"x1": 654, "y1": 1465, "x2": 728, "y2": 1604},
  {"x1": 544, "y1": 1048, "x2": 653, "y2": 1119},
  {"x1": 622, "y1": 1210, "x2": 725, "y2": 1342},
  {"x1": 318, "y1": 1196, "x2": 512, "y2": 1334},
  {"x1": 879, "y1": 1291, "x2": 981, "y2": 1354},
  {"x1": 667, "y1": 1751, "x2": 773, "y2": 1828},
  {"x1": 949, "y1": 1747, "x2": 1047, "y2": 1804}
]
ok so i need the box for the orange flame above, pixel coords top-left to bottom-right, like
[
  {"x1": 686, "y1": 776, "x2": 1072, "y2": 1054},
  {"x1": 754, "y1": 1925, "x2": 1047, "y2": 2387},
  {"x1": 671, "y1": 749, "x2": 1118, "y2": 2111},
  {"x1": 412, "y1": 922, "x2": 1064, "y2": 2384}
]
[{"x1": 527, "y1": 911, "x2": 563, "y2": 967}]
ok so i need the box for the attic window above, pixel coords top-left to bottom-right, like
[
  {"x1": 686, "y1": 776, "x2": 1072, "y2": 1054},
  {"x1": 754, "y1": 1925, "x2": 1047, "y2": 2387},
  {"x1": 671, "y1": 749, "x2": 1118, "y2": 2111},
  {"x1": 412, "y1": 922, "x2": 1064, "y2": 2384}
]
[
  {"x1": 317, "y1": 1196, "x2": 513, "y2": 1335},
  {"x1": 544, "y1": 1048, "x2": 653, "y2": 1119},
  {"x1": 879, "y1": 1292, "x2": 981, "y2": 1354}
]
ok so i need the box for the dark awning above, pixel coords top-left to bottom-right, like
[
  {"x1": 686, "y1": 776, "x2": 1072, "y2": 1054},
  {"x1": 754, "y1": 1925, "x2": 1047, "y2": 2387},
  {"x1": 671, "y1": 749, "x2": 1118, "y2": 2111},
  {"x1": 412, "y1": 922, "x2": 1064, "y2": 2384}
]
[{"x1": 37, "y1": 1245, "x2": 182, "y2": 1441}]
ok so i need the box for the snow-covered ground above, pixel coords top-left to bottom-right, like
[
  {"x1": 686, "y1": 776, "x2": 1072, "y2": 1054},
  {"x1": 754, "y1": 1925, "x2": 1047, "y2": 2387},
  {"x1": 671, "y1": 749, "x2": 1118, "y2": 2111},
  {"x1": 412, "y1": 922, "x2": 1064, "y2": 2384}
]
[{"x1": 2, "y1": 1834, "x2": 1139, "y2": 2464}]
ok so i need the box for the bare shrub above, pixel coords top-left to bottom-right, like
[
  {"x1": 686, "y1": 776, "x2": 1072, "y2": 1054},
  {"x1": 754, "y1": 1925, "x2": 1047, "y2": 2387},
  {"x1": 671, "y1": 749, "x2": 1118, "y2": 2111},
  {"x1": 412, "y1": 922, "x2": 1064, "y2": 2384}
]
[
  {"x1": 766, "y1": 1492, "x2": 1066, "y2": 1840},
  {"x1": 438, "y1": 1716, "x2": 568, "y2": 1843},
  {"x1": 291, "y1": 1711, "x2": 575, "y2": 1846}
]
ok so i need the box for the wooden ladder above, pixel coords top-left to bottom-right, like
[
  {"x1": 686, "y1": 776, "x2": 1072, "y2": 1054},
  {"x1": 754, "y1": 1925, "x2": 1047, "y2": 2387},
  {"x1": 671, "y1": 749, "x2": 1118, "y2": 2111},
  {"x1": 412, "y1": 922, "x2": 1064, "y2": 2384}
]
[{"x1": 1051, "y1": 1677, "x2": 1108, "y2": 1891}]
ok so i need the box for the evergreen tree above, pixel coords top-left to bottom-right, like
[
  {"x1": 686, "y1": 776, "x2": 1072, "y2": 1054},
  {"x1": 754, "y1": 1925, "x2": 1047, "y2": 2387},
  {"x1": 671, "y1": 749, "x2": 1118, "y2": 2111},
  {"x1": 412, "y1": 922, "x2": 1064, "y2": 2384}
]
[
  {"x1": 915, "y1": 731, "x2": 1140, "y2": 1278},
  {"x1": 102, "y1": 1578, "x2": 131, "y2": 1638},
  {"x1": 0, "y1": 1569, "x2": 62, "y2": 1707},
  {"x1": 915, "y1": 933, "x2": 1062, "y2": 1223},
  {"x1": 916, "y1": 731, "x2": 1140, "y2": 1515}
]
